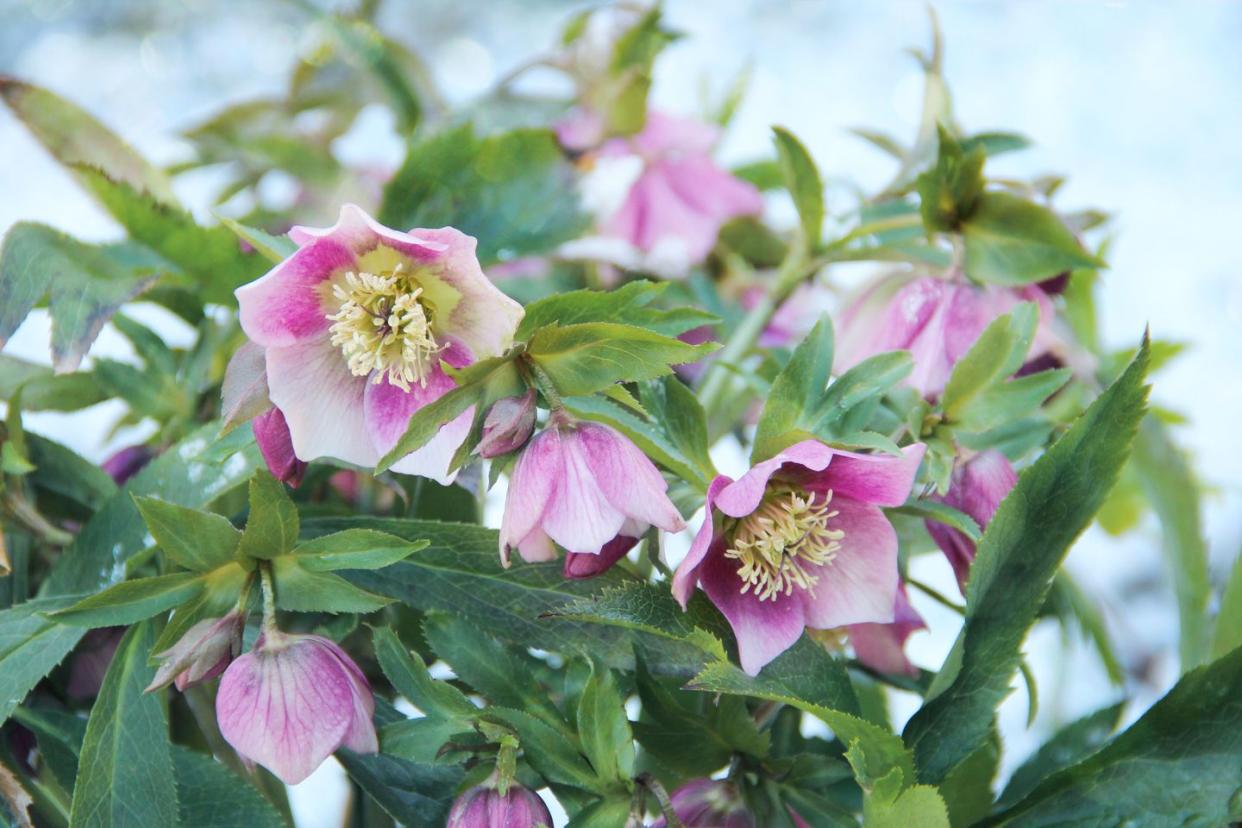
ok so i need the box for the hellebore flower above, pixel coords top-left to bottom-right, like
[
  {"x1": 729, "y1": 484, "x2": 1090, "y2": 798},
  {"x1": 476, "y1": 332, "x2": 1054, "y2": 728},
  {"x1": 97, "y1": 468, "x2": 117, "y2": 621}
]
[
  {"x1": 848, "y1": 583, "x2": 926, "y2": 677},
  {"x1": 447, "y1": 782, "x2": 553, "y2": 828},
  {"x1": 234, "y1": 204, "x2": 523, "y2": 484},
  {"x1": 499, "y1": 413, "x2": 685, "y2": 575},
  {"x1": 673, "y1": 440, "x2": 925, "y2": 675},
  {"x1": 216, "y1": 631, "x2": 377, "y2": 785},
  {"x1": 925, "y1": 449, "x2": 1017, "y2": 590},
  {"x1": 598, "y1": 111, "x2": 763, "y2": 267},
  {"x1": 100, "y1": 445, "x2": 153, "y2": 485},
  {"x1": 253, "y1": 407, "x2": 308, "y2": 487},
  {"x1": 653, "y1": 779, "x2": 755, "y2": 828},
  {"x1": 476, "y1": 389, "x2": 537, "y2": 459},
  {"x1": 146, "y1": 613, "x2": 243, "y2": 692},
  {"x1": 835, "y1": 275, "x2": 1071, "y2": 398}
]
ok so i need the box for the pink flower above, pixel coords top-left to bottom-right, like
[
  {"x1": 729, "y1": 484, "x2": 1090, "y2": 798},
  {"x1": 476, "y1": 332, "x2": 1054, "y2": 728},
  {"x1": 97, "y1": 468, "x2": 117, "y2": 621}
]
[
  {"x1": 447, "y1": 782, "x2": 553, "y2": 828},
  {"x1": 848, "y1": 583, "x2": 926, "y2": 677},
  {"x1": 252, "y1": 407, "x2": 308, "y2": 487},
  {"x1": 499, "y1": 414, "x2": 685, "y2": 574},
  {"x1": 600, "y1": 111, "x2": 763, "y2": 266},
  {"x1": 653, "y1": 779, "x2": 755, "y2": 828},
  {"x1": 476, "y1": 390, "x2": 537, "y2": 459},
  {"x1": 835, "y1": 275, "x2": 1068, "y2": 398},
  {"x1": 100, "y1": 445, "x2": 153, "y2": 485},
  {"x1": 146, "y1": 613, "x2": 243, "y2": 692},
  {"x1": 925, "y1": 449, "x2": 1017, "y2": 590},
  {"x1": 234, "y1": 204, "x2": 523, "y2": 484},
  {"x1": 216, "y1": 631, "x2": 377, "y2": 785},
  {"x1": 673, "y1": 440, "x2": 925, "y2": 675}
]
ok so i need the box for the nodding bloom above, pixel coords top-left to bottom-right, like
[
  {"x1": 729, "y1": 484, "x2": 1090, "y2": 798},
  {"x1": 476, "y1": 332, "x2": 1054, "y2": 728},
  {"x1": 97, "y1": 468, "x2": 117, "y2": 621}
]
[
  {"x1": 499, "y1": 413, "x2": 685, "y2": 576},
  {"x1": 597, "y1": 111, "x2": 763, "y2": 268},
  {"x1": 146, "y1": 613, "x2": 244, "y2": 693},
  {"x1": 925, "y1": 449, "x2": 1017, "y2": 591},
  {"x1": 835, "y1": 274, "x2": 1072, "y2": 399},
  {"x1": 447, "y1": 782, "x2": 553, "y2": 828},
  {"x1": 653, "y1": 779, "x2": 755, "y2": 828},
  {"x1": 216, "y1": 631, "x2": 377, "y2": 785},
  {"x1": 252, "y1": 407, "x2": 308, "y2": 487},
  {"x1": 848, "y1": 583, "x2": 926, "y2": 678},
  {"x1": 234, "y1": 204, "x2": 523, "y2": 484},
  {"x1": 673, "y1": 440, "x2": 925, "y2": 675}
]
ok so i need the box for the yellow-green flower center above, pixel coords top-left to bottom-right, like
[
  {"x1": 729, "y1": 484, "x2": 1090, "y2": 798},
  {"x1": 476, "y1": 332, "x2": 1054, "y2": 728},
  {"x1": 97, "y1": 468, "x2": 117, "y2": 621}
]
[
  {"x1": 724, "y1": 485, "x2": 843, "y2": 602},
  {"x1": 326, "y1": 265, "x2": 442, "y2": 391}
]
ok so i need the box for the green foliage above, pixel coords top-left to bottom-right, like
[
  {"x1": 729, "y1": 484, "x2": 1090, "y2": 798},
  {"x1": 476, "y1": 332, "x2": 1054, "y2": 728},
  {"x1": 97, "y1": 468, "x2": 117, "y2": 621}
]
[
  {"x1": 1214, "y1": 548, "x2": 1242, "y2": 660},
  {"x1": 844, "y1": 741, "x2": 950, "y2": 828},
  {"x1": 53, "y1": 571, "x2": 208, "y2": 628},
  {"x1": 0, "y1": 596, "x2": 86, "y2": 725},
  {"x1": 962, "y1": 191, "x2": 1105, "y2": 285},
  {"x1": 133, "y1": 495, "x2": 243, "y2": 572},
  {"x1": 916, "y1": 125, "x2": 986, "y2": 232},
  {"x1": 515, "y1": 281, "x2": 715, "y2": 340},
  {"x1": 238, "y1": 470, "x2": 300, "y2": 559},
  {"x1": 576, "y1": 659, "x2": 636, "y2": 786},
  {"x1": 527, "y1": 322, "x2": 716, "y2": 397},
  {"x1": 773, "y1": 126, "x2": 825, "y2": 250},
  {"x1": 996, "y1": 702, "x2": 1124, "y2": 808}
]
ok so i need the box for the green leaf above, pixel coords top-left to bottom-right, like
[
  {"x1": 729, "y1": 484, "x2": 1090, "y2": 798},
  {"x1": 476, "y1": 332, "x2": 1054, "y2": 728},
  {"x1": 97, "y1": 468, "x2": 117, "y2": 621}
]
[
  {"x1": 958, "y1": 131, "x2": 1031, "y2": 157},
  {"x1": 845, "y1": 741, "x2": 950, "y2": 828},
  {"x1": 996, "y1": 702, "x2": 1124, "y2": 808},
  {"x1": 567, "y1": 798, "x2": 634, "y2": 828},
  {"x1": 962, "y1": 191, "x2": 1105, "y2": 286},
  {"x1": 987, "y1": 646, "x2": 1242, "y2": 825},
  {"x1": 372, "y1": 626, "x2": 476, "y2": 721},
  {"x1": 172, "y1": 747, "x2": 286, "y2": 828},
  {"x1": 1214, "y1": 547, "x2": 1242, "y2": 660},
  {"x1": 316, "y1": 14, "x2": 423, "y2": 132},
  {"x1": 294, "y1": 529, "x2": 427, "y2": 572},
  {"x1": 52, "y1": 571, "x2": 206, "y2": 628},
  {"x1": 772, "y1": 126, "x2": 824, "y2": 249},
  {"x1": 813, "y1": 351, "x2": 913, "y2": 433},
  {"x1": 217, "y1": 216, "x2": 297, "y2": 264},
  {"x1": 516, "y1": 281, "x2": 715, "y2": 341},
  {"x1": 0, "y1": 76, "x2": 178, "y2": 205},
  {"x1": 482, "y1": 707, "x2": 601, "y2": 792},
  {"x1": 134, "y1": 496, "x2": 243, "y2": 572},
  {"x1": 239, "y1": 470, "x2": 300, "y2": 560},
  {"x1": 336, "y1": 750, "x2": 461, "y2": 828},
  {"x1": 953, "y1": 369, "x2": 1071, "y2": 433},
  {"x1": 753, "y1": 317, "x2": 833, "y2": 462},
  {"x1": 0, "y1": 597, "x2": 86, "y2": 726},
  {"x1": 916, "y1": 125, "x2": 985, "y2": 232},
  {"x1": 272, "y1": 557, "x2": 391, "y2": 613},
  {"x1": 26, "y1": 433, "x2": 117, "y2": 513},
  {"x1": 1132, "y1": 416, "x2": 1211, "y2": 669},
  {"x1": 637, "y1": 376, "x2": 715, "y2": 482},
  {"x1": 902, "y1": 340, "x2": 1150, "y2": 783},
  {"x1": 379, "y1": 125, "x2": 586, "y2": 263},
  {"x1": 0, "y1": 223, "x2": 158, "y2": 371},
  {"x1": 576, "y1": 660, "x2": 635, "y2": 785},
  {"x1": 74, "y1": 165, "x2": 262, "y2": 305},
  {"x1": 892, "y1": 499, "x2": 981, "y2": 543},
  {"x1": 941, "y1": 304, "x2": 1038, "y2": 421},
  {"x1": 528, "y1": 322, "x2": 716, "y2": 398},
  {"x1": 0, "y1": 355, "x2": 107, "y2": 410},
  {"x1": 69, "y1": 620, "x2": 178, "y2": 828},
  {"x1": 938, "y1": 731, "x2": 999, "y2": 828}
]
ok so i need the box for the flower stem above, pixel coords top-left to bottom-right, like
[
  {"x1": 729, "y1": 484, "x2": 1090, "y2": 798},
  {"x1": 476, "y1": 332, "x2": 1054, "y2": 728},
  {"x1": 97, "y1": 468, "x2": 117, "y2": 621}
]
[
  {"x1": 258, "y1": 561, "x2": 278, "y2": 635},
  {"x1": 525, "y1": 358, "x2": 564, "y2": 411},
  {"x1": 636, "y1": 773, "x2": 683, "y2": 828}
]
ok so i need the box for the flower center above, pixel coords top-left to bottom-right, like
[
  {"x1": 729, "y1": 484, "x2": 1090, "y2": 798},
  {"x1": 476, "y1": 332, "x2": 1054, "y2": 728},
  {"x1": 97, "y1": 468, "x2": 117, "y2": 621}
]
[
  {"x1": 724, "y1": 486, "x2": 844, "y2": 602},
  {"x1": 326, "y1": 264, "x2": 442, "y2": 391}
]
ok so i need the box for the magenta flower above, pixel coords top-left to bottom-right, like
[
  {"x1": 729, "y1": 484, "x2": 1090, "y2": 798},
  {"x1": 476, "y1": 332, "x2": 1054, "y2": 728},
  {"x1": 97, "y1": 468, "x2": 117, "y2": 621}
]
[
  {"x1": 835, "y1": 275, "x2": 1068, "y2": 398},
  {"x1": 848, "y1": 583, "x2": 925, "y2": 677},
  {"x1": 146, "y1": 613, "x2": 243, "y2": 692},
  {"x1": 925, "y1": 449, "x2": 1017, "y2": 590},
  {"x1": 599, "y1": 111, "x2": 763, "y2": 266},
  {"x1": 673, "y1": 440, "x2": 925, "y2": 675},
  {"x1": 100, "y1": 445, "x2": 153, "y2": 485},
  {"x1": 234, "y1": 204, "x2": 523, "y2": 484},
  {"x1": 252, "y1": 407, "x2": 308, "y2": 488},
  {"x1": 216, "y1": 631, "x2": 377, "y2": 785},
  {"x1": 499, "y1": 414, "x2": 685, "y2": 572},
  {"x1": 447, "y1": 782, "x2": 552, "y2": 828},
  {"x1": 653, "y1": 779, "x2": 755, "y2": 828}
]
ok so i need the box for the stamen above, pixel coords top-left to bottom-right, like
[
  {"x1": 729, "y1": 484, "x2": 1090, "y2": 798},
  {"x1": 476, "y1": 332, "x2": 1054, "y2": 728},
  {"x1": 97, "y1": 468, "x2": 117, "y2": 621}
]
[
  {"x1": 724, "y1": 486, "x2": 844, "y2": 602},
  {"x1": 326, "y1": 264, "x2": 443, "y2": 391}
]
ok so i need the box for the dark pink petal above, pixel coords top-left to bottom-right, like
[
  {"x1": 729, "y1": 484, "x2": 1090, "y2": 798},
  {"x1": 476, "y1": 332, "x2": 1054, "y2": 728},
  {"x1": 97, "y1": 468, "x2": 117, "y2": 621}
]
[
  {"x1": 235, "y1": 237, "x2": 355, "y2": 348},
  {"x1": 564, "y1": 534, "x2": 639, "y2": 579},
  {"x1": 477, "y1": 389, "x2": 536, "y2": 459},
  {"x1": 713, "y1": 441, "x2": 835, "y2": 519},
  {"x1": 848, "y1": 583, "x2": 925, "y2": 677},
  {"x1": 927, "y1": 449, "x2": 1017, "y2": 590},
  {"x1": 363, "y1": 365, "x2": 473, "y2": 485},
  {"x1": 100, "y1": 445, "x2": 153, "y2": 485},
  {"x1": 252, "y1": 407, "x2": 307, "y2": 487},
  {"x1": 577, "y1": 422, "x2": 685, "y2": 533},
  {"x1": 797, "y1": 497, "x2": 898, "y2": 630},
  {"x1": 808, "y1": 443, "x2": 926, "y2": 508},
  {"x1": 265, "y1": 340, "x2": 375, "y2": 467},
  {"x1": 671, "y1": 475, "x2": 732, "y2": 607},
  {"x1": 700, "y1": 549, "x2": 807, "y2": 676}
]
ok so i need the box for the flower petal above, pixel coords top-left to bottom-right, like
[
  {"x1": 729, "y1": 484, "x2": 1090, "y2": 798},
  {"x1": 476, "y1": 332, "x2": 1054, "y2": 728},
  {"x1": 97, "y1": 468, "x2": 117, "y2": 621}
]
[
  {"x1": 236, "y1": 237, "x2": 355, "y2": 348},
  {"x1": 564, "y1": 533, "x2": 640, "y2": 579},
  {"x1": 671, "y1": 475, "x2": 732, "y2": 607},
  {"x1": 363, "y1": 365, "x2": 472, "y2": 485},
  {"x1": 500, "y1": 430, "x2": 561, "y2": 556},
  {"x1": 266, "y1": 340, "x2": 375, "y2": 467},
  {"x1": 714, "y1": 441, "x2": 835, "y2": 519},
  {"x1": 798, "y1": 497, "x2": 898, "y2": 630},
  {"x1": 540, "y1": 428, "x2": 627, "y2": 554},
  {"x1": 848, "y1": 584, "x2": 925, "y2": 677},
  {"x1": 699, "y1": 549, "x2": 807, "y2": 676},
  {"x1": 810, "y1": 443, "x2": 926, "y2": 507},
  {"x1": 577, "y1": 423, "x2": 685, "y2": 532}
]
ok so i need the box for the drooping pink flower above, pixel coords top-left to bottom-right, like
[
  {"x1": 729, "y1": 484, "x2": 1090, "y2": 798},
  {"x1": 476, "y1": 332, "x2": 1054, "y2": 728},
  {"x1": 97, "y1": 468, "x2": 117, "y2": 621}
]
[
  {"x1": 447, "y1": 782, "x2": 553, "y2": 828},
  {"x1": 216, "y1": 631, "x2": 377, "y2": 785},
  {"x1": 599, "y1": 111, "x2": 763, "y2": 266},
  {"x1": 835, "y1": 275, "x2": 1070, "y2": 398},
  {"x1": 146, "y1": 613, "x2": 243, "y2": 692},
  {"x1": 234, "y1": 204, "x2": 524, "y2": 484},
  {"x1": 673, "y1": 440, "x2": 925, "y2": 675},
  {"x1": 252, "y1": 407, "x2": 308, "y2": 487},
  {"x1": 848, "y1": 583, "x2": 925, "y2": 677},
  {"x1": 499, "y1": 413, "x2": 685, "y2": 575},
  {"x1": 925, "y1": 449, "x2": 1017, "y2": 591},
  {"x1": 653, "y1": 779, "x2": 755, "y2": 828}
]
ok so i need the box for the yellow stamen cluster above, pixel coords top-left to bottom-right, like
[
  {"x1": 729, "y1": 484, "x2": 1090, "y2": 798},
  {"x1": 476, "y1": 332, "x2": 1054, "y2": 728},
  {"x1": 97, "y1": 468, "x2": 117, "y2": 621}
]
[
  {"x1": 724, "y1": 486, "x2": 844, "y2": 602},
  {"x1": 326, "y1": 265, "x2": 442, "y2": 392}
]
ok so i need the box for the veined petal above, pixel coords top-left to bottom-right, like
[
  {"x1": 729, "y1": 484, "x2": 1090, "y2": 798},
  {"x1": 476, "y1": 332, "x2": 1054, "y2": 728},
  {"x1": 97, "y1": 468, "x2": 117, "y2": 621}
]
[
  {"x1": 236, "y1": 237, "x2": 355, "y2": 348},
  {"x1": 699, "y1": 549, "x2": 806, "y2": 676},
  {"x1": 363, "y1": 364, "x2": 471, "y2": 485},
  {"x1": 266, "y1": 340, "x2": 375, "y2": 467},
  {"x1": 797, "y1": 498, "x2": 898, "y2": 630},
  {"x1": 500, "y1": 430, "x2": 562, "y2": 556},
  {"x1": 577, "y1": 422, "x2": 685, "y2": 532},
  {"x1": 714, "y1": 441, "x2": 835, "y2": 519},
  {"x1": 671, "y1": 475, "x2": 732, "y2": 607},
  {"x1": 541, "y1": 428, "x2": 627, "y2": 554},
  {"x1": 809, "y1": 443, "x2": 926, "y2": 507}
]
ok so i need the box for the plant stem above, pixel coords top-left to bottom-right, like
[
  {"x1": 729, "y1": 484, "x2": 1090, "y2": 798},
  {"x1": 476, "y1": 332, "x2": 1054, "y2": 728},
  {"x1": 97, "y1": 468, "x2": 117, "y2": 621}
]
[{"x1": 259, "y1": 561, "x2": 278, "y2": 635}]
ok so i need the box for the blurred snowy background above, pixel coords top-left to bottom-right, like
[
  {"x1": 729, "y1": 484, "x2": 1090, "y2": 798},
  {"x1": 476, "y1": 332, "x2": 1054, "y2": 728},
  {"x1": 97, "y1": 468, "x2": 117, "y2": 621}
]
[{"x1": 2, "y1": 0, "x2": 1240, "y2": 824}]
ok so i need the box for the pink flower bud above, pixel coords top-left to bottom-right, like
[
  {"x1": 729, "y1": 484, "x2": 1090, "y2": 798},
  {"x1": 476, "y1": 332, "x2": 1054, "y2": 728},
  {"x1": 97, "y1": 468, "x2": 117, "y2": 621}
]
[
  {"x1": 252, "y1": 407, "x2": 308, "y2": 488},
  {"x1": 146, "y1": 613, "x2": 244, "y2": 693},
  {"x1": 926, "y1": 450, "x2": 1017, "y2": 591},
  {"x1": 447, "y1": 783, "x2": 553, "y2": 828},
  {"x1": 477, "y1": 390, "x2": 536, "y2": 459},
  {"x1": 216, "y1": 631, "x2": 377, "y2": 785},
  {"x1": 100, "y1": 445, "x2": 153, "y2": 485},
  {"x1": 654, "y1": 779, "x2": 755, "y2": 828}
]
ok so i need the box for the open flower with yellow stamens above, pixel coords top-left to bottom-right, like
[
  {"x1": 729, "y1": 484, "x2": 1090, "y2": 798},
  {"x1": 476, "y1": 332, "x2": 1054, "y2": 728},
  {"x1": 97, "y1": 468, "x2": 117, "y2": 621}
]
[
  {"x1": 672, "y1": 439, "x2": 925, "y2": 675},
  {"x1": 234, "y1": 204, "x2": 523, "y2": 484}
]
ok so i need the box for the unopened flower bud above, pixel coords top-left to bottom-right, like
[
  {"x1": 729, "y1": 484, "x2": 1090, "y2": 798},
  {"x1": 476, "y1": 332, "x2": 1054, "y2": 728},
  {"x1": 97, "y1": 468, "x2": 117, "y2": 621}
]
[
  {"x1": 477, "y1": 389, "x2": 536, "y2": 459},
  {"x1": 252, "y1": 407, "x2": 307, "y2": 487},
  {"x1": 447, "y1": 782, "x2": 552, "y2": 828},
  {"x1": 101, "y1": 445, "x2": 153, "y2": 485},
  {"x1": 146, "y1": 613, "x2": 244, "y2": 693},
  {"x1": 654, "y1": 779, "x2": 755, "y2": 828}
]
